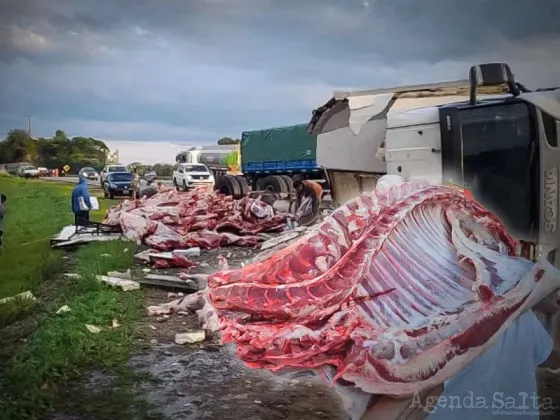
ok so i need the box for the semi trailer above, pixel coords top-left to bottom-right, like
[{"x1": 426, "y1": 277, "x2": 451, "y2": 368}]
[{"x1": 175, "y1": 125, "x2": 328, "y2": 198}]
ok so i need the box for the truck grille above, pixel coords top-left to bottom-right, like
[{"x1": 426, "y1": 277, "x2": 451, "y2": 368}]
[{"x1": 192, "y1": 175, "x2": 209, "y2": 180}]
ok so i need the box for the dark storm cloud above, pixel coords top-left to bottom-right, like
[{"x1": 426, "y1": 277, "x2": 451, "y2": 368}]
[{"x1": 0, "y1": 0, "x2": 559, "y2": 151}]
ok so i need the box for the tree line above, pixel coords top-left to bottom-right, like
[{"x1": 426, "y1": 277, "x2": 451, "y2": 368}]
[
  {"x1": 0, "y1": 129, "x2": 109, "y2": 173},
  {"x1": 0, "y1": 128, "x2": 176, "y2": 175},
  {"x1": 0, "y1": 129, "x2": 241, "y2": 175}
]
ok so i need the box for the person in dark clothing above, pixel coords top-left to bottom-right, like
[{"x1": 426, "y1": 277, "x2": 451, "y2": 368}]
[
  {"x1": 71, "y1": 177, "x2": 92, "y2": 226},
  {"x1": 0, "y1": 193, "x2": 6, "y2": 255},
  {"x1": 293, "y1": 179, "x2": 323, "y2": 224}
]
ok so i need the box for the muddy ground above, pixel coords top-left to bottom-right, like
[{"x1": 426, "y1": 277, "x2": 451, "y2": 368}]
[
  {"x1": 49, "y1": 243, "x2": 560, "y2": 420},
  {"x1": 130, "y1": 292, "x2": 346, "y2": 420},
  {"x1": 128, "y1": 245, "x2": 347, "y2": 420}
]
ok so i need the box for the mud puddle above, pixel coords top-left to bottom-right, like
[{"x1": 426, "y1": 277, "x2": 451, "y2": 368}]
[{"x1": 130, "y1": 343, "x2": 346, "y2": 420}]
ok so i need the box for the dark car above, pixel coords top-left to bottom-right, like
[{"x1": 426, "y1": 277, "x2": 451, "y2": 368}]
[
  {"x1": 103, "y1": 172, "x2": 133, "y2": 199},
  {"x1": 79, "y1": 167, "x2": 99, "y2": 181}
]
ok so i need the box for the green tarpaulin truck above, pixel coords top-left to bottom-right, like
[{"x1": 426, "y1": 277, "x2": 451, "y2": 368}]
[
  {"x1": 177, "y1": 124, "x2": 327, "y2": 198},
  {"x1": 217, "y1": 124, "x2": 326, "y2": 197}
]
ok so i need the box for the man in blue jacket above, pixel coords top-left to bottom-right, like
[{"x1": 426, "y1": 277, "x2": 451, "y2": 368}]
[{"x1": 71, "y1": 176, "x2": 92, "y2": 226}]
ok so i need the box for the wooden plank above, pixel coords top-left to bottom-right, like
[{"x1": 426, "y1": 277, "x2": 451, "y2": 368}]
[{"x1": 136, "y1": 277, "x2": 199, "y2": 292}]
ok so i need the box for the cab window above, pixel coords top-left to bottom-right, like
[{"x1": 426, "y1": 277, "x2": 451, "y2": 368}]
[{"x1": 459, "y1": 102, "x2": 535, "y2": 237}]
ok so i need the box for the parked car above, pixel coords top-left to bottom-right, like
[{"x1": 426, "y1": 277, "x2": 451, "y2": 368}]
[
  {"x1": 18, "y1": 165, "x2": 40, "y2": 178},
  {"x1": 100, "y1": 164, "x2": 128, "y2": 185},
  {"x1": 102, "y1": 172, "x2": 134, "y2": 199},
  {"x1": 79, "y1": 167, "x2": 99, "y2": 181},
  {"x1": 173, "y1": 163, "x2": 215, "y2": 191}
]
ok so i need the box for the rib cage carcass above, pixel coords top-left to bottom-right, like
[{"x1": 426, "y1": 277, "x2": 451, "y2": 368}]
[{"x1": 208, "y1": 182, "x2": 560, "y2": 396}]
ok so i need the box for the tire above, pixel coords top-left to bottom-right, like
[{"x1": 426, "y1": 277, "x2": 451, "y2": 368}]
[
  {"x1": 108, "y1": 190, "x2": 114, "y2": 199},
  {"x1": 183, "y1": 180, "x2": 188, "y2": 191},
  {"x1": 281, "y1": 175, "x2": 294, "y2": 192},
  {"x1": 215, "y1": 175, "x2": 241, "y2": 197},
  {"x1": 234, "y1": 176, "x2": 249, "y2": 197},
  {"x1": 261, "y1": 175, "x2": 288, "y2": 194},
  {"x1": 103, "y1": 187, "x2": 108, "y2": 199},
  {"x1": 255, "y1": 177, "x2": 267, "y2": 191}
]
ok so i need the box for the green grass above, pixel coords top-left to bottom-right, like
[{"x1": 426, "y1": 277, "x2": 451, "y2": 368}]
[
  {"x1": 0, "y1": 241, "x2": 148, "y2": 419},
  {"x1": 0, "y1": 177, "x2": 148, "y2": 418}
]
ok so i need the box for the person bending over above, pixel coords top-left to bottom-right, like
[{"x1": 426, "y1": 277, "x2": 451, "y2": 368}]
[{"x1": 293, "y1": 179, "x2": 323, "y2": 224}]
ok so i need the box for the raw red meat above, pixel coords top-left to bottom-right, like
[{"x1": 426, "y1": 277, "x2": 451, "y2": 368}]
[
  {"x1": 102, "y1": 189, "x2": 286, "y2": 250},
  {"x1": 208, "y1": 181, "x2": 560, "y2": 396},
  {"x1": 151, "y1": 252, "x2": 196, "y2": 269}
]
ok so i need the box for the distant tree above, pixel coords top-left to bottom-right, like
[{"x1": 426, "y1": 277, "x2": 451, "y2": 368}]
[
  {"x1": 0, "y1": 129, "x2": 34, "y2": 162},
  {"x1": 217, "y1": 137, "x2": 240, "y2": 145},
  {"x1": 153, "y1": 163, "x2": 174, "y2": 177}
]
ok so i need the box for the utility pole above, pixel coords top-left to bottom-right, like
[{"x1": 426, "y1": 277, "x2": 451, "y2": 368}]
[{"x1": 26, "y1": 115, "x2": 31, "y2": 139}]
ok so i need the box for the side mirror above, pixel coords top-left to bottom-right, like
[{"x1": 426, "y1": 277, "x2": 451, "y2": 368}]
[{"x1": 469, "y1": 62, "x2": 520, "y2": 105}]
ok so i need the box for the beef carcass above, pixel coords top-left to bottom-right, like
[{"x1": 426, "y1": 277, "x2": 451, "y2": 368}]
[
  {"x1": 208, "y1": 181, "x2": 560, "y2": 397},
  {"x1": 103, "y1": 189, "x2": 286, "y2": 250}
]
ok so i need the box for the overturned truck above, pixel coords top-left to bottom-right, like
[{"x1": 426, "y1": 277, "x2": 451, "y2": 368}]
[{"x1": 307, "y1": 62, "x2": 560, "y2": 266}]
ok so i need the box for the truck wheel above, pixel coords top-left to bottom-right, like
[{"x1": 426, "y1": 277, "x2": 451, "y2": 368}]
[
  {"x1": 234, "y1": 176, "x2": 250, "y2": 197},
  {"x1": 262, "y1": 175, "x2": 288, "y2": 194},
  {"x1": 215, "y1": 175, "x2": 241, "y2": 198},
  {"x1": 281, "y1": 175, "x2": 294, "y2": 191},
  {"x1": 255, "y1": 177, "x2": 266, "y2": 191},
  {"x1": 183, "y1": 180, "x2": 188, "y2": 191}
]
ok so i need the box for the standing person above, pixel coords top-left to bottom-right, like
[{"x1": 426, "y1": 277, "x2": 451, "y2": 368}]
[
  {"x1": 131, "y1": 167, "x2": 140, "y2": 199},
  {"x1": 71, "y1": 176, "x2": 92, "y2": 226},
  {"x1": 0, "y1": 194, "x2": 6, "y2": 256},
  {"x1": 293, "y1": 179, "x2": 323, "y2": 225}
]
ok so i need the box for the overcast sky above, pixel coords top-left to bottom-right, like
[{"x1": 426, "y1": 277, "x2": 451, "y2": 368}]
[{"x1": 1, "y1": 0, "x2": 559, "y2": 163}]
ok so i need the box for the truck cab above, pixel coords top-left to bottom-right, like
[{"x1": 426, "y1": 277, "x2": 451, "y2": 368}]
[
  {"x1": 308, "y1": 63, "x2": 560, "y2": 266},
  {"x1": 173, "y1": 163, "x2": 215, "y2": 191}
]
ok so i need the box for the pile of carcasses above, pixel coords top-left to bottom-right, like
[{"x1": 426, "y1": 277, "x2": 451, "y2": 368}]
[
  {"x1": 102, "y1": 188, "x2": 286, "y2": 252},
  {"x1": 207, "y1": 181, "x2": 560, "y2": 418}
]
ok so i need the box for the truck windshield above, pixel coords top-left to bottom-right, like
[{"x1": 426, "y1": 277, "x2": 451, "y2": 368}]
[
  {"x1": 460, "y1": 102, "x2": 536, "y2": 238},
  {"x1": 109, "y1": 173, "x2": 131, "y2": 182},
  {"x1": 109, "y1": 166, "x2": 127, "y2": 172},
  {"x1": 184, "y1": 165, "x2": 208, "y2": 172}
]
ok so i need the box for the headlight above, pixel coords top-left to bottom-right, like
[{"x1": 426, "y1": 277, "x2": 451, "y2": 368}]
[
  {"x1": 110, "y1": 183, "x2": 117, "y2": 188},
  {"x1": 209, "y1": 175, "x2": 215, "y2": 182},
  {"x1": 186, "y1": 175, "x2": 192, "y2": 180}
]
